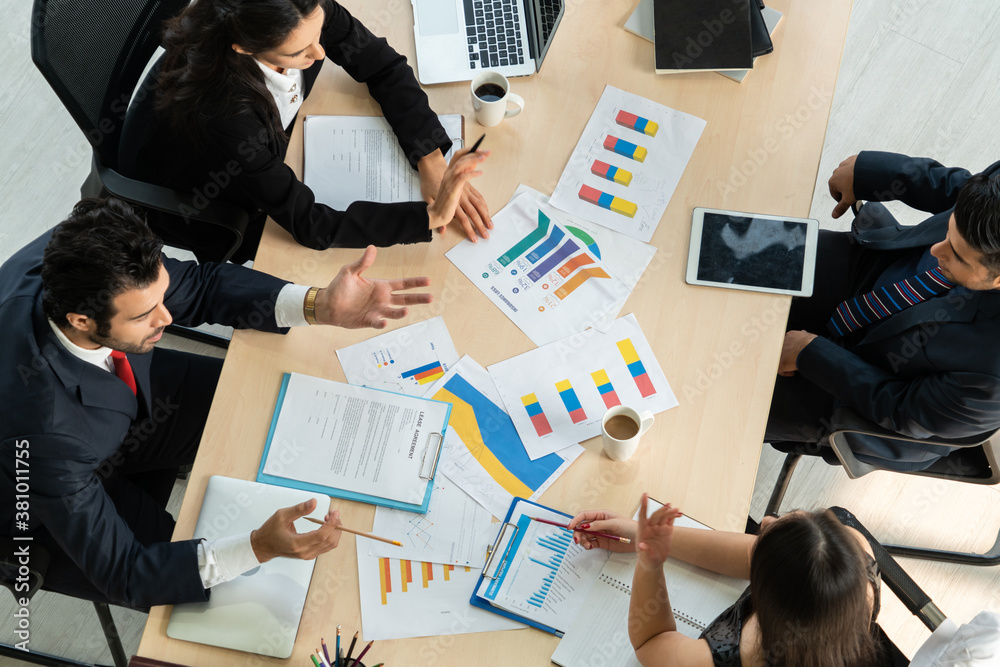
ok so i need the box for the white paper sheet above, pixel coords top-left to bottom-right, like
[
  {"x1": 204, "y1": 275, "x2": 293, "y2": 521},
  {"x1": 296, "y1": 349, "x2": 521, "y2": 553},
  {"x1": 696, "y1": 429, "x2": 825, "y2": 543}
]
[
  {"x1": 446, "y1": 192, "x2": 628, "y2": 346},
  {"x1": 303, "y1": 115, "x2": 462, "y2": 209},
  {"x1": 488, "y1": 314, "x2": 678, "y2": 459},
  {"x1": 550, "y1": 86, "x2": 706, "y2": 242},
  {"x1": 422, "y1": 356, "x2": 584, "y2": 519},
  {"x1": 356, "y1": 540, "x2": 526, "y2": 641},
  {"x1": 368, "y1": 474, "x2": 496, "y2": 566},
  {"x1": 336, "y1": 317, "x2": 460, "y2": 396}
]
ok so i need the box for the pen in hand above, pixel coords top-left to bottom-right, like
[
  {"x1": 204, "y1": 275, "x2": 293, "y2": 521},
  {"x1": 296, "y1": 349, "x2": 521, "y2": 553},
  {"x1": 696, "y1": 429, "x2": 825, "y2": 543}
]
[
  {"x1": 469, "y1": 133, "x2": 486, "y2": 153},
  {"x1": 531, "y1": 516, "x2": 632, "y2": 544}
]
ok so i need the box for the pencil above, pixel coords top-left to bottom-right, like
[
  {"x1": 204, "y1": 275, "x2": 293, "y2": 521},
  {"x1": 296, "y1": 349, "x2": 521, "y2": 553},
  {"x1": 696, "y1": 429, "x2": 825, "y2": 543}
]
[
  {"x1": 322, "y1": 638, "x2": 331, "y2": 666},
  {"x1": 351, "y1": 640, "x2": 374, "y2": 667},
  {"x1": 311, "y1": 654, "x2": 322, "y2": 667},
  {"x1": 336, "y1": 626, "x2": 341, "y2": 667},
  {"x1": 345, "y1": 631, "x2": 358, "y2": 666},
  {"x1": 303, "y1": 517, "x2": 403, "y2": 547},
  {"x1": 316, "y1": 649, "x2": 331, "y2": 667},
  {"x1": 469, "y1": 133, "x2": 485, "y2": 153},
  {"x1": 530, "y1": 516, "x2": 632, "y2": 544}
]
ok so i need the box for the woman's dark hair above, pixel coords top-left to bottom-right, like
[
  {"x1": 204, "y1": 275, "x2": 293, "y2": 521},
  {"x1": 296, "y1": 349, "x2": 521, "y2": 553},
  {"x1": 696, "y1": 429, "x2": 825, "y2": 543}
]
[
  {"x1": 156, "y1": 0, "x2": 325, "y2": 144},
  {"x1": 749, "y1": 510, "x2": 879, "y2": 667},
  {"x1": 954, "y1": 173, "x2": 1000, "y2": 276},
  {"x1": 42, "y1": 198, "x2": 164, "y2": 337}
]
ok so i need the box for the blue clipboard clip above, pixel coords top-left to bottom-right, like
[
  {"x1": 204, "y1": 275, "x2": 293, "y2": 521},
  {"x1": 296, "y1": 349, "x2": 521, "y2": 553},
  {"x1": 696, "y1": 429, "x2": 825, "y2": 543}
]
[
  {"x1": 483, "y1": 521, "x2": 519, "y2": 580},
  {"x1": 419, "y1": 432, "x2": 444, "y2": 480}
]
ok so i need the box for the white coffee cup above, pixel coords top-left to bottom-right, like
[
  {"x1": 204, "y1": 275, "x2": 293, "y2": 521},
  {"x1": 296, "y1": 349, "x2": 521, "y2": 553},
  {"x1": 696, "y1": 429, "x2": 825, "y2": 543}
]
[
  {"x1": 601, "y1": 406, "x2": 654, "y2": 461},
  {"x1": 470, "y1": 71, "x2": 524, "y2": 127}
]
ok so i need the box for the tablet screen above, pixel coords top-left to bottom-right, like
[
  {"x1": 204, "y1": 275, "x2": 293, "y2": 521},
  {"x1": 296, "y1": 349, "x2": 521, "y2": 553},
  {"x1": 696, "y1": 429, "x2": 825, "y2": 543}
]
[{"x1": 696, "y1": 212, "x2": 809, "y2": 291}]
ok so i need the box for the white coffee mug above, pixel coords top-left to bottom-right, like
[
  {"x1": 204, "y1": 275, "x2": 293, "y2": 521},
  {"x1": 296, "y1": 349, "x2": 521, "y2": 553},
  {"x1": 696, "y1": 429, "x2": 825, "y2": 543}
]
[
  {"x1": 470, "y1": 71, "x2": 524, "y2": 127},
  {"x1": 601, "y1": 406, "x2": 654, "y2": 462}
]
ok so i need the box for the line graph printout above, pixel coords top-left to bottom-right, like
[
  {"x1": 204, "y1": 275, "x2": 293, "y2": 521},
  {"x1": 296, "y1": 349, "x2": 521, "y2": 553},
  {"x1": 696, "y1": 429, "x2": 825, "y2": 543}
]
[
  {"x1": 446, "y1": 192, "x2": 629, "y2": 346},
  {"x1": 357, "y1": 540, "x2": 525, "y2": 640},
  {"x1": 550, "y1": 85, "x2": 706, "y2": 242},
  {"x1": 368, "y1": 474, "x2": 496, "y2": 566},
  {"x1": 336, "y1": 317, "x2": 459, "y2": 396},
  {"x1": 422, "y1": 357, "x2": 583, "y2": 519},
  {"x1": 488, "y1": 314, "x2": 678, "y2": 459}
]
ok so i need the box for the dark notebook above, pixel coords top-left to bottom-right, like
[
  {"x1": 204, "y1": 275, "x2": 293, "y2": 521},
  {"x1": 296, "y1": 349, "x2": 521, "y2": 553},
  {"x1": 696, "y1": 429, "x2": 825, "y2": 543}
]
[{"x1": 653, "y1": 0, "x2": 753, "y2": 73}]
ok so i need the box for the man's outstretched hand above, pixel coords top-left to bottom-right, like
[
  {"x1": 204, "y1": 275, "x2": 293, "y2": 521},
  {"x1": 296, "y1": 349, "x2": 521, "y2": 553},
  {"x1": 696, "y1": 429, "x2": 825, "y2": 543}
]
[
  {"x1": 251, "y1": 499, "x2": 342, "y2": 563},
  {"x1": 314, "y1": 246, "x2": 432, "y2": 329}
]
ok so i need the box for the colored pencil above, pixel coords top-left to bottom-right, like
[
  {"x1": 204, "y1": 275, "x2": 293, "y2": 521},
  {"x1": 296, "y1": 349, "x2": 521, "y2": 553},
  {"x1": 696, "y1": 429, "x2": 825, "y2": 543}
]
[
  {"x1": 311, "y1": 655, "x2": 322, "y2": 667},
  {"x1": 322, "y1": 638, "x2": 331, "y2": 666},
  {"x1": 530, "y1": 516, "x2": 632, "y2": 544},
  {"x1": 345, "y1": 631, "x2": 358, "y2": 666},
  {"x1": 303, "y1": 517, "x2": 402, "y2": 547},
  {"x1": 336, "y1": 626, "x2": 341, "y2": 667},
  {"x1": 316, "y1": 649, "x2": 330, "y2": 667},
  {"x1": 351, "y1": 640, "x2": 374, "y2": 667}
]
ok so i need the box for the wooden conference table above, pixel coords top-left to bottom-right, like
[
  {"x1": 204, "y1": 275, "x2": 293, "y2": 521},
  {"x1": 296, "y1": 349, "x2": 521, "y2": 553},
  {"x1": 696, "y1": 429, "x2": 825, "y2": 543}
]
[{"x1": 138, "y1": 0, "x2": 852, "y2": 664}]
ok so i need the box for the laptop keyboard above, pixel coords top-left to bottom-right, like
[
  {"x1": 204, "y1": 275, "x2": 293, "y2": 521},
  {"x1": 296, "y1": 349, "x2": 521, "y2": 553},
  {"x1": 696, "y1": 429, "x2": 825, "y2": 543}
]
[{"x1": 464, "y1": 0, "x2": 525, "y2": 69}]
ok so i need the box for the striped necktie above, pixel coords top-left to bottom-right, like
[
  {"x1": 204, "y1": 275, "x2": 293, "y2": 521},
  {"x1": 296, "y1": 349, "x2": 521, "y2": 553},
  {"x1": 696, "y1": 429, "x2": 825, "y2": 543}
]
[
  {"x1": 827, "y1": 267, "x2": 955, "y2": 337},
  {"x1": 110, "y1": 350, "x2": 137, "y2": 395}
]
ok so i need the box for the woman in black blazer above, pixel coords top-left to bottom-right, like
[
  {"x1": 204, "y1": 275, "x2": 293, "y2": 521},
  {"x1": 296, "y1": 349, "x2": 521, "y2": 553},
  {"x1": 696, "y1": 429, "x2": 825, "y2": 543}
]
[{"x1": 127, "y1": 0, "x2": 490, "y2": 262}]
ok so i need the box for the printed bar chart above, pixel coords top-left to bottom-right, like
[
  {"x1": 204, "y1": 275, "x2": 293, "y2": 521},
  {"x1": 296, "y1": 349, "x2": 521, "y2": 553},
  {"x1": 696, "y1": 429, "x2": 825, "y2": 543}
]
[
  {"x1": 521, "y1": 393, "x2": 554, "y2": 436},
  {"x1": 578, "y1": 184, "x2": 638, "y2": 219},
  {"x1": 525, "y1": 225, "x2": 566, "y2": 263},
  {"x1": 555, "y1": 379, "x2": 587, "y2": 423},
  {"x1": 379, "y1": 557, "x2": 391, "y2": 604},
  {"x1": 401, "y1": 361, "x2": 446, "y2": 385},
  {"x1": 591, "y1": 159, "x2": 633, "y2": 186},
  {"x1": 556, "y1": 253, "x2": 595, "y2": 278},
  {"x1": 527, "y1": 530, "x2": 572, "y2": 608},
  {"x1": 497, "y1": 212, "x2": 551, "y2": 266},
  {"x1": 617, "y1": 338, "x2": 656, "y2": 397},
  {"x1": 379, "y1": 558, "x2": 469, "y2": 605},
  {"x1": 555, "y1": 266, "x2": 612, "y2": 300},
  {"x1": 615, "y1": 110, "x2": 659, "y2": 137},
  {"x1": 527, "y1": 239, "x2": 581, "y2": 282},
  {"x1": 591, "y1": 369, "x2": 621, "y2": 408},
  {"x1": 603, "y1": 134, "x2": 647, "y2": 162}
]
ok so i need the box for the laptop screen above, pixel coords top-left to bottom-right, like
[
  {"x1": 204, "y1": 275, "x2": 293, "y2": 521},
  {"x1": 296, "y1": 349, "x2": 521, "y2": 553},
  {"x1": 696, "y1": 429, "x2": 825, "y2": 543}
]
[{"x1": 527, "y1": 0, "x2": 564, "y2": 70}]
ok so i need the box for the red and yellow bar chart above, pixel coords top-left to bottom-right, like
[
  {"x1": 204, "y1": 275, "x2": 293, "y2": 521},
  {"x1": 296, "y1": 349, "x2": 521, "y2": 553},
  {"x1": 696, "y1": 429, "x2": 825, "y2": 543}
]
[
  {"x1": 616, "y1": 110, "x2": 659, "y2": 137},
  {"x1": 617, "y1": 338, "x2": 656, "y2": 398},
  {"x1": 379, "y1": 557, "x2": 468, "y2": 605},
  {"x1": 521, "y1": 393, "x2": 554, "y2": 436},
  {"x1": 555, "y1": 379, "x2": 587, "y2": 423},
  {"x1": 591, "y1": 159, "x2": 632, "y2": 186},
  {"x1": 578, "y1": 184, "x2": 638, "y2": 218},
  {"x1": 603, "y1": 134, "x2": 647, "y2": 162},
  {"x1": 591, "y1": 370, "x2": 621, "y2": 408},
  {"x1": 401, "y1": 361, "x2": 446, "y2": 385}
]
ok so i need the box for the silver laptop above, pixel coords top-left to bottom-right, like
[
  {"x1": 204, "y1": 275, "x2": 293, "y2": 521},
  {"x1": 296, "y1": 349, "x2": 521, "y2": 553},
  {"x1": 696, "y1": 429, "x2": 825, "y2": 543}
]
[
  {"x1": 412, "y1": 0, "x2": 564, "y2": 84},
  {"x1": 167, "y1": 476, "x2": 330, "y2": 658}
]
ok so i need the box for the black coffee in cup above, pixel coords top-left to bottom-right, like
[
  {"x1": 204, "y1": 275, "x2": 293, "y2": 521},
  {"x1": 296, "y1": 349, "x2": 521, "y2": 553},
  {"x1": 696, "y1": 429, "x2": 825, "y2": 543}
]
[{"x1": 474, "y1": 83, "x2": 506, "y2": 102}]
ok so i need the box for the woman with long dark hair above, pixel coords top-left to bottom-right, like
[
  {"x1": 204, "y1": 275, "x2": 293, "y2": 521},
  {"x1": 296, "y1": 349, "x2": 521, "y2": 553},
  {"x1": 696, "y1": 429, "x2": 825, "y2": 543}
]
[
  {"x1": 125, "y1": 0, "x2": 490, "y2": 262},
  {"x1": 569, "y1": 496, "x2": 881, "y2": 667}
]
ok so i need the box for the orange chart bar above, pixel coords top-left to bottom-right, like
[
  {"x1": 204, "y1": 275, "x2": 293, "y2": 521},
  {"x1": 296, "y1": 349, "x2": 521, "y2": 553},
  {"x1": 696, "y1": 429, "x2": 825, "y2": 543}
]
[
  {"x1": 555, "y1": 267, "x2": 611, "y2": 300},
  {"x1": 557, "y1": 253, "x2": 594, "y2": 277},
  {"x1": 422, "y1": 561, "x2": 433, "y2": 588},
  {"x1": 379, "y1": 557, "x2": 391, "y2": 605}
]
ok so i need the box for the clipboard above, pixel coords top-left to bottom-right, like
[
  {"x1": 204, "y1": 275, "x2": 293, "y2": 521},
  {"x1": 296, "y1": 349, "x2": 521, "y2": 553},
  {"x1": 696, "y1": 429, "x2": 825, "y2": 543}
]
[
  {"x1": 256, "y1": 372, "x2": 450, "y2": 513},
  {"x1": 469, "y1": 497, "x2": 599, "y2": 637}
]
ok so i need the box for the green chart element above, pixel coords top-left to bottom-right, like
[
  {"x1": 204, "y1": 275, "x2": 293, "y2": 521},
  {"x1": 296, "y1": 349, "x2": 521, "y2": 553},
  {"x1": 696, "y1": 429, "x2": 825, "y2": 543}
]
[
  {"x1": 566, "y1": 226, "x2": 601, "y2": 260},
  {"x1": 497, "y1": 211, "x2": 551, "y2": 266}
]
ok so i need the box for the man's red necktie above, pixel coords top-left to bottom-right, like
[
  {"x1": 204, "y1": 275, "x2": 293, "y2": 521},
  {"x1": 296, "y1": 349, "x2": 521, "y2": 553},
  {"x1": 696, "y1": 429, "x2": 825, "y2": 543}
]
[{"x1": 110, "y1": 350, "x2": 137, "y2": 395}]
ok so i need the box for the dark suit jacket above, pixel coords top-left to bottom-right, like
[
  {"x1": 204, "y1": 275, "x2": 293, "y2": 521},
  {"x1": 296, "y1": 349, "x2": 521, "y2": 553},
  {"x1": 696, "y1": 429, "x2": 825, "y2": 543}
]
[
  {"x1": 0, "y1": 230, "x2": 291, "y2": 608},
  {"x1": 124, "y1": 0, "x2": 446, "y2": 260},
  {"x1": 797, "y1": 151, "x2": 1000, "y2": 463}
]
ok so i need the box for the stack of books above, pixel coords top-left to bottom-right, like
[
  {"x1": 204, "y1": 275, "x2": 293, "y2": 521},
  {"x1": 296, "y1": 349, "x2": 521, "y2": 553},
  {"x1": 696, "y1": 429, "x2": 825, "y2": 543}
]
[{"x1": 624, "y1": 0, "x2": 783, "y2": 83}]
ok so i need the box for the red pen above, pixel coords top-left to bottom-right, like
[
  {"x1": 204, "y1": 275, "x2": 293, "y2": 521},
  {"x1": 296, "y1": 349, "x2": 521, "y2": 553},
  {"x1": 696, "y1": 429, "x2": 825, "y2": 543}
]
[{"x1": 530, "y1": 516, "x2": 632, "y2": 544}]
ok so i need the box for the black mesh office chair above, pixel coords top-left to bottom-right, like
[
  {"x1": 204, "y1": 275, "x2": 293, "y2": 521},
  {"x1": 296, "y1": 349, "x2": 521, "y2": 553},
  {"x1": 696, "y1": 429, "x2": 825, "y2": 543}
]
[
  {"x1": 766, "y1": 406, "x2": 1000, "y2": 566},
  {"x1": 0, "y1": 538, "x2": 128, "y2": 667},
  {"x1": 30, "y1": 0, "x2": 249, "y2": 347}
]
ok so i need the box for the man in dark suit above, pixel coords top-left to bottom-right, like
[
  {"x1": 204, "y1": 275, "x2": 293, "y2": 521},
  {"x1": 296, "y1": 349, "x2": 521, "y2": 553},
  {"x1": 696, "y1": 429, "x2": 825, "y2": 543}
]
[
  {"x1": 766, "y1": 151, "x2": 1000, "y2": 471},
  {"x1": 0, "y1": 198, "x2": 433, "y2": 608}
]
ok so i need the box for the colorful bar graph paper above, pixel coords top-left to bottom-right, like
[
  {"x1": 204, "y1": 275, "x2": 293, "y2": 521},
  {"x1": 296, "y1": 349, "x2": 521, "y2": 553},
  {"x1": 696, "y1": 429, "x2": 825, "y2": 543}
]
[
  {"x1": 591, "y1": 159, "x2": 633, "y2": 186},
  {"x1": 524, "y1": 225, "x2": 566, "y2": 263},
  {"x1": 401, "y1": 361, "x2": 445, "y2": 385},
  {"x1": 497, "y1": 210, "x2": 551, "y2": 266},
  {"x1": 578, "y1": 184, "x2": 638, "y2": 218},
  {"x1": 616, "y1": 110, "x2": 659, "y2": 137},
  {"x1": 555, "y1": 379, "x2": 587, "y2": 423},
  {"x1": 617, "y1": 338, "x2": 656, "y2": 398},
  {"x1": 591, "y1": 369, "x2": 621, "y2": 409},
  {"x1": 521, "y1": 393, "x2": 554, "y2": 436},
  {"x1": 603, "y1": 134, "x2": 647, "y2": 162},
  {"x1": 527, "y1": 238, "x2": 581, "y2": 282},
  {"x1": 555, "y1": 266, "x2": 611, "y2": 300}
]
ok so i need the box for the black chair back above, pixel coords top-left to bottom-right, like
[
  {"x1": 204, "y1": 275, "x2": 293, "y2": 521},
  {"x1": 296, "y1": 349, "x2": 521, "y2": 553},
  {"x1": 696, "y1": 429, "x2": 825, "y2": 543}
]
[{"x1": 30, "y1": 0, "x2": 188, "y2": 170}]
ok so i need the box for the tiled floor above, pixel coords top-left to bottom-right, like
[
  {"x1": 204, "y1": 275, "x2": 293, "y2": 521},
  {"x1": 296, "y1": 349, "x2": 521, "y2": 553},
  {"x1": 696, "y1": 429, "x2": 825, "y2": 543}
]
[{"x1": 3, "y1": 0, "x2": 1000, "y2": 663}]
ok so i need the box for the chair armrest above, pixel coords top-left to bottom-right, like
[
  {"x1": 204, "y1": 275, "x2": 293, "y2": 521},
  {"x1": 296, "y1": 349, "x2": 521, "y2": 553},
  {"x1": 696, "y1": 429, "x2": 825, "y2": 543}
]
[
  {"x1": 94, "y1": 157, "x2": 249, "y2": 263},
  {"x1": 830, "y1": 507, "x2": 944, "y2": 631}
]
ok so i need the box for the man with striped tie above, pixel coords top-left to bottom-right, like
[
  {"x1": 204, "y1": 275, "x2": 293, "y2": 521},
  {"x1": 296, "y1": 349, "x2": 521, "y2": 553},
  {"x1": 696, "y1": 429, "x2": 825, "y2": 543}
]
[{"x1": 766, "y1": 151, "x2": 1000, "y2": 471}]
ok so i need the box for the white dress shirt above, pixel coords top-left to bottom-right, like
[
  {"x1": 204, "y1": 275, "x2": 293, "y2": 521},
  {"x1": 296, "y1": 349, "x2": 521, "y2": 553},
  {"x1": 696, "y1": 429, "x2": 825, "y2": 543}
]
[{"x1": 256, "y1": 60, "x2": 304, "y2": 130}]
